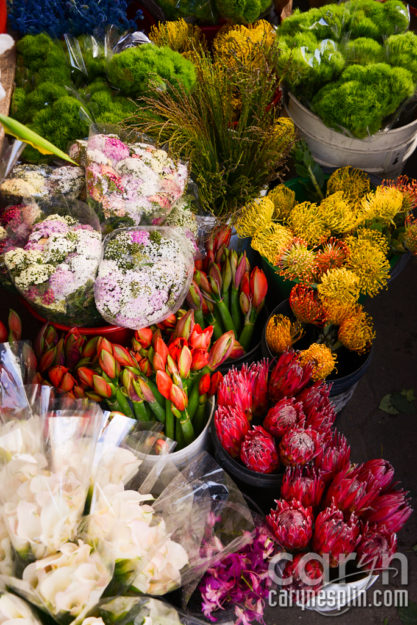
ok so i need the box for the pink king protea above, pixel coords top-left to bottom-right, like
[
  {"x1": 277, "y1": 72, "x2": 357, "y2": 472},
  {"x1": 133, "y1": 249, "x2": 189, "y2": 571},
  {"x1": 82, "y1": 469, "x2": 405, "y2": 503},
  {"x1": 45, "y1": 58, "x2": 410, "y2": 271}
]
[
  {"x1": 248, "y1": 359, "x2": 270, "y2": 416},
  {"x1": 357, "y1": 524, "x2": 397, "y2": 571},
  {"x1": 363, "y1": 489, "x2": 413, "y2": 533},
  {"x1": 240, "y1": 426, "x2": 279, "y2": 474},
  {"x1": 279, "y1": 427, "x2": 322, "y2": 467},
  {"x1": 355, "y1": 459, "x2": 395, "y2": 493},
  {"x1": 313, "y1": 504, "x2": 360, "y2": 567},
  {"x1": 296, "y1": 381, "x2": 336, "y2": 432},
  {"x1": 263, "y1": 397, "x2": 305, "y2": 438},
  {"x1": 281, "y1": 465, "x2": 326, "y2": 508},
  {"x1": 217, "y1": 368, "x2": 252, "y2": 418},
  {"x1": 268, "y1": 351, "x2": 312, "y2": 403},
  {"x1": 315, "y1": 430, "x2": 351, "y2": 480},
  {"x1": 267, "y1": 498, "x2": 313, "y2": 551},
  {"x1": 214, "y1": 405, "x2": 249, "y2": 458},
  {"x1": 280, "y1": 552, "x2": 324, "y2": 598},
  {"x1": 324, "y1": 465, "x2": 382, "y2": 516}
]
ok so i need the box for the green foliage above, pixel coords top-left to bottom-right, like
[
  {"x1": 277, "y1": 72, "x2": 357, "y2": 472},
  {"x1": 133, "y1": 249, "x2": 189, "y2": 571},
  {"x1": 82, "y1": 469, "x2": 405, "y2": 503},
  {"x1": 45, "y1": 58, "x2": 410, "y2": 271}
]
[
  {"x1": 33, "y1": 64, "x2": 72, "y2": 87},
  {"x1": 25, "y1": 82, "x2": 68, "y2": 118},
  {"x1": 312, "y1": 63, "x2": 415, "y2": 138},
  {"x1": 386, "y1": 31, "x2": 417, "y2": 81},
  {"x1": 10, "y1": 87, "x2": 26, "y2": 121},
  {"x1": 214, "y1": 0, "x2": 269, "y2": 23},
  {"x1": 347, "y1": 0, "x2": 409, "y2": 39},
  {"x1": 16, "y1": 32, "x2": 67, "y2": 71},
  {"x1": 344, "y1": 37, "x2": 384, "y2": 64},
  {"x1": 107, "y1": 44, "x2": 196, "y2": 97},
  {"x1": 31, "y1": 96, "x2": 90, "y2": 154}
]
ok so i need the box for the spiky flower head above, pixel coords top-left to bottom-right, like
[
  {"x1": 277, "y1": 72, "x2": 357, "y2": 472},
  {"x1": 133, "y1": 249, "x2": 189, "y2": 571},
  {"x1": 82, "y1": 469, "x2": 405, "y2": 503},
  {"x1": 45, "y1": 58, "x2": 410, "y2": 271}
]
[
  {"x1": 326, "y1": 166, "x2": 371, "y2": 203},
  {"x1": 277, "y1": 238, "x2": 317, "y2": 284},
  {"x1": 383, "y1": 175, "x2": 417, "y2": 211},
  {"x1": 268, "y1": 350, "x2": 312, "y2": 402},
  {"x1": 265, "y1": 313, "x2": 303, "y2": 354},
  {"x1": 149, "y1": 19, "x2": 205, "y2": 52},
  {"x1": 288, "y1": 201, "x2": 330, "y2": 246},
  {"x1": 362, "y1": 489, "x2": 413, "y2": 534},
  {"x1": 267, "y1": 498, "x2": 313, "y2": 551},
  {"x1": 281, "y1": 465, "x2": 326, "y2": 509},
  {"x1": 345, "y1": 235, "x2": 390, "y2": 297},
  {"x1": 271, "y1": 117, "x2": 296, "y2": 155},
  {"x1": 315, "y1": 430, "x2": 351, "y2": 480},
  {"x1": 298, "y1": 344, "x2": 337, "y2": 381},
  {"x1": 279, "y1": 426, "x2": 322, "y2": 467},
  {"x1": 214, "y1": 405, "x2": 250, "y2": 458},
  {"x1": 321, "y1": 298, "x2": 357, "y2": 326},
  {"x1": 317, "y1": 267, "x2": 360, "y2": 307},
  {"x1": 213, "y1": 21, "x2": 276, "y2": 70},
  {"x1": 314, "y1": 238, "x2": 349, "y2": 279},
  {"x1": 240, "y1": 426, "x2": 280, "y2": 474},
  {"x1": 297, "y1": 381, "x2": 336, "y2": 433},
  {"x1": 289, "y1": 285, "x2": 325, "y2": 326},
  {"x1": 313, "y1": 504, "x2": 360, "y2": 567},
  {"x1": 235, "y1": 197, "x2": 274, "y2": 238},
  {"x1": 362, "y1": 186, "x2": 405, "y2": 224},
  {"x1": 338, "y1": 306, "x2": 375, "y2": 354},
  {"x1": 267, "y1": 184, "x2": 296, "y2": 221},
  {"x1": 263, "y1": 397, "x2": 306, "y2": 438},
  {"x1": 251, "y1": 222, "x2": 293, "y2": 265},
  {"x1": 404, "y1": 215, "x2": 417, "y2": 254},
  {"x1": 355, "y1": 227, "x2": 389, "y2": 255},
  {"x1": 280, "y1": 552, "x2": 324, "y2": 597},
  {"x1": 318, "y1": 192, "x2": 359, "y2": 234},
  {"x1": 357, "y1": 525, "x2": 397, "y2": 572}
]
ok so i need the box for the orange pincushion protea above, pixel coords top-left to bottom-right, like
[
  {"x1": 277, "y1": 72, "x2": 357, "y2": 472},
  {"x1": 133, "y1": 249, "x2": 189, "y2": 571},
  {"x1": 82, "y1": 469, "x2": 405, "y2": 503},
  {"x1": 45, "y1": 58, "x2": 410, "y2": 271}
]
[
  {"x1": 265, "y1": 313, "x2": 303, "y2": 354},
  {"x1": 338, "y1": 307, "x2": 375, "y2": 354},
  {"x1": 298, "y1": 343, "x2": 337, "y2": 381},
  {"x1": 289, "y1": 285, "x2": 325, "y2": 326},
  {"x1": 277, "y1": 238, "x2": 317, "y2": 284},
  {"x1": 314, "y1": 238, "x2": 349, "y2": 278},
  {"x1": 321, "y1": 298, "x2": 357, "y2": 326},
  {"x1": 404, "y1": 215, "x2": 417, "y2": 255}
]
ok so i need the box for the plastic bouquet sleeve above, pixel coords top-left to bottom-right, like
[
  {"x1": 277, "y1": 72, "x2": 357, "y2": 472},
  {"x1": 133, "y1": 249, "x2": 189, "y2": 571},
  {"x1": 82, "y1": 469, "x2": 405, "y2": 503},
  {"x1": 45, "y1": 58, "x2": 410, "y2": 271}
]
[
  {"x1": 94, "y1": 226, "x2": 194, "y2": 329},
  {"x1": 97, "y1": 596, "x2": 208, "y2": 625},
  {"x1": 85, "y1": 132, "x2": 189, "y2": 229},
  {"x1": 4, "y1": 203, "x2": 104, "y2": 327}
]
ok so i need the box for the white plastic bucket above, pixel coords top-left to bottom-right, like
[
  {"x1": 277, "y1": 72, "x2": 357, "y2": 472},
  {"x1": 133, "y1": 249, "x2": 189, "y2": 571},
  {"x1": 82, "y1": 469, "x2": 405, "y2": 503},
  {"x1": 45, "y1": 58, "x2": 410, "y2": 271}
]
[
  {"x1": 139, "y1": 398, "x2": 214, "y2": 470},
  {"x1": 286, "y1": 92, "x2": 417, "y2": 177},
  {"x1": 301, "y1": 573, "x2": 379, "y2": 613}
]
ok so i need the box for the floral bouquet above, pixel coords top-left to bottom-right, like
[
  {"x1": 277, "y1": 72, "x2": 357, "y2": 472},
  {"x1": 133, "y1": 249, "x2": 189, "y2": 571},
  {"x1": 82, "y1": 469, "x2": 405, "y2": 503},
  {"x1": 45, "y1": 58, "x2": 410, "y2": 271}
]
[
  {"x1": 4, "y1": 210, "x2": 103, "y2": 327},
  {"x1": 79, "y1": 134, "x2": 189, "y2": 230},
  {"x1": 95, "y1": 227, "x2": 194, "y2": 329}
]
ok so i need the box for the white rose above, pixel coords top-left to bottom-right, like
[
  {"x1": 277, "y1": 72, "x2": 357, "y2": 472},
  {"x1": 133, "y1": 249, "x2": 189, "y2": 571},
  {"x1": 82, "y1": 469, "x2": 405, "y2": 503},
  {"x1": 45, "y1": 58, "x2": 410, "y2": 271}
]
[
  {"x1": 22, "y1": 542, "x2": 111, "y2": 618},
  {"x1": 93, "y1": 446, "x2": 141, "y2": 488},
  {"x1": 0, "y1": 419, "x2": 44, "y2": 460},
  {"x1": 133, "y1": 538, "x2": 188, "y2": 596},
  {"x1": 0, "y1": 593, "x2": 42, "y2": 625},
  {"x1": 0, "y1": 516, "x2": 13, "y2": 579}
]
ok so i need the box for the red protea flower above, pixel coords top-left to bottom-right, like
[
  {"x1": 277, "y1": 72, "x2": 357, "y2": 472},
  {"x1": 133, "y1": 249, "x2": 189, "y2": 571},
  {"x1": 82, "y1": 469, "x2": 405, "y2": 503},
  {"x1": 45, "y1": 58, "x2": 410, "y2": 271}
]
[
  {"x1": 355, "y1": 459, "x2": 395, "y2": 493},
  {"x1": 263, "y1": 397, "x2": 305, "y2": 438},
  {"x1": 313, "y1": 505, "x2": 360, "y2": 567},
  {"x1": 289, "y1": 285, "x2": 325, "y2": 326},
  {"x1": 268, "y1": 351, "x2": 312, "y2": 403},
  {"x1": 279, "y1": 427, "x2": 322, "y2": 467},
  {"x1": 363, "y1": 489, "x2": 413, "y2": 533},
  {"x1": 324, "y1": 465, "x2": 382, "y2": 516},
  {"x1": 280, "y1": 552, "x2": 324, "y2": 598},
  {"x1": 296, "y1": 381, "x2": 336, "y2": 432},
  {"x1": 217, "y1": 367, "x2": 252, "y2": 419},
  {"x1": 281, "y1": 465, "x2": 326, "y2": 509},
  {"x1": 214, "y1": 405, "x2": 249, "y2": 458},
  {"x1": 357, "y1": 525, "x2": 397, "y2": 571},
  {"x1": 266, "y1": 498, "x2": 313, "y2": 551},
  {"x1": 240, "y1": 426, "x2": 279, "y2": 474},
  {"x1": 315, "y1": 430, "x2": 351, "y2": 480},
  {"x1": 249, "y1": 359, "x2": 270, "y2": 417}
]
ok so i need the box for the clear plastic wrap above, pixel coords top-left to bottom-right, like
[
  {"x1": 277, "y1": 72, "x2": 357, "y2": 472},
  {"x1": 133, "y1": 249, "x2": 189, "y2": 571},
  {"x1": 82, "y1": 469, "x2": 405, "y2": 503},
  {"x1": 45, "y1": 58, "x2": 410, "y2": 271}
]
[
  {"x1": 94, "y1": 226, "x2": 194, "y2": 329},
  {"x1": 85, "y1": 132, "x2": 189, "y2": 229},
  {"x1": 4, "y1": 202, "x2": 104, "y2": 327}
]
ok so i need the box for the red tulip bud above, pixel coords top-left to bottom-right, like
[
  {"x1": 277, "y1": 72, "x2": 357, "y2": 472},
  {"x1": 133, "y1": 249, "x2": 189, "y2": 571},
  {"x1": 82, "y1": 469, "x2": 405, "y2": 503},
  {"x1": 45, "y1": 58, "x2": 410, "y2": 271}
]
[
  {"x1": 196, "y1": 270, "x2": 211, "y2": 294},
  {"x1": 113, "y1": 344, "x2": 136, "y2": 368},
  {"x1": 78, "y1": 366, "x2": 95, "y2": 388},
  {"x1": 156, "y1": 370, "x2": 173, "y2": 400},
  {"x1": 240, "y1": 271, "x2": 250, "y2": 297},
  {"x1": 121, "y1": 368, "x2": 135, "y2": 395},
  {"x1": 170, "y1": 384, "x2": 188, "y2": 412},
  {"x1": 153, "y1": 336, "x2": 169, "y2": 371},
  {"x1": 233, "y1": 253, "x2": 247, "y2": 290},
  {"x1": 239, "y1": 291, "x2": 251, "y2": 316},
  {"x1": 166, "y1": 354, "x2": 179, "y2": 376},
  {"x1": 173, "y1": 309, "x2": 195, "y2": 340},
  {"x1": 99, "y1": 349, "x2": 117, "y2": 379},
  {"x1": 93, "y1": 374, "x2": 113, "y2": 398},
  {"x1": 65, "y1": 332, "x2": 85, "y2": 369},
  {"x1": 138, "y1": 357, "x2": 152, "y2": 377},
  {"x1": 134, "y1": 327, "x2": 153, "y2": 349},
  {"x1": 250, "y1": 267, "x2": 268, "y2": 311},
  {"x1": 228, "y1": 339, "x2": 245, "y2": 360},
  {"x1": 137, "y1": 378, "x2": 155, "y2": 403},
  {"x1": 209, "y1": 371, "x2": 223, "y2": 395},
  {"x1": 178, "y1": 345, "x2": 192, "y2": 378},
  {"x1": 49, "y1": 365, "x2": 69, "y2": 388},
  {"x1": 73, "y1": 385, "x2": 85, "y2": 399},
  {"x1": 199, "y1": 373, "x2": 211, "y2": 395},
  {"x1": 191, "y1": 348, "x2": 209, "y2": 371},
  {"x1": 82, "y1": 336, "x2": 99, "y2": 359},
  {"x1": 97, "y1": 336, "x2": 113, "y2": 356},
  {"x1": 55, "y1": 338, "x2": 65, "y2": 366},
  {"x1": 208, "y1": 330, "x2": 235, "y2": 370},
  {"x1": 187, "y1": 281, "x2": 203, "y2": 310},
  {"x1": 59, "y1": 372, "x2": 76, "y2": 393},
  {"x1": 190, "y1": 324, "x2": 213, "y2": 350},
  {"x1": 39, "y1": 345, "x2": 57, "y2": 372},
  {"x1": 86, "y1": 391, "x2": 103, "y2": 402},
  {"x1": 8, "y1": 309, "x2": 22, "y2": 341}
]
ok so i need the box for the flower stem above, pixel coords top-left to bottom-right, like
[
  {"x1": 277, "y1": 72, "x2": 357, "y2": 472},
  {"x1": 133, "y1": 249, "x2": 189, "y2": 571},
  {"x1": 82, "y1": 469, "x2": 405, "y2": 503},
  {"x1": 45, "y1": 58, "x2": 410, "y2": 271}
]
[
  {"x1": 230, "y1": 286, "x2": 242, "y2": 335},
  {"x1": 165, "y1": 400, "x2": 175, "y2": 440},
  {"x1": 133, "y1": 400, "x2": 150, "y2": 422},
  {"x1": 194, "y1": 394, "x2": 208, "y2": 435},
  {"x1": 215, "y1": 299, "x2": 237, "y2": 335}
]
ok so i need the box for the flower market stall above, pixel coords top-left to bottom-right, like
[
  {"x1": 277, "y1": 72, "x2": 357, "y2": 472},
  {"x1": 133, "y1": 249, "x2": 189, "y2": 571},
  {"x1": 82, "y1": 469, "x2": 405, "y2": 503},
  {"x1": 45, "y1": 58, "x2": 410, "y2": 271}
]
[{"x1": 0, "y1": 1, "x2": 415, "y2": 624}]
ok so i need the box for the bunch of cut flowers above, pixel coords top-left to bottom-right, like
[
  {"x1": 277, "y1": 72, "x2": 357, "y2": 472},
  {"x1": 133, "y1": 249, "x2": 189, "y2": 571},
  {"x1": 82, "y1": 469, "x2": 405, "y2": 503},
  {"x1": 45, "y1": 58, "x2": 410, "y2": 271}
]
[
  {"x1": 0, "y1": 346, "x2": 255, "y2": 625},
  {"x1": 186, "y1": 226, "x2": 268, "y2": 353},
  {"x1": 238, "y1": 166, "x2": 415, "y2": 299}
]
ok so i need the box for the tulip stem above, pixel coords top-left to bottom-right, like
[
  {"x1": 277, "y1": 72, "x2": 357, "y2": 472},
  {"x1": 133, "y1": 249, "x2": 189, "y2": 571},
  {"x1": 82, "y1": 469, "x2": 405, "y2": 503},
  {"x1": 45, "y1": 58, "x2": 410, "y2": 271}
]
[
  {"x1": 147, "y1": 399, "x2": 166, "y2": 424},
  {"x1": 146, "y1": 378, "x2": 166, "y2": 407},
  {"x1": 238, "y1": 319, "x2": 256, "y2": 351},
  {"x1": 230, "y1": 287, "x2": 242, "y2": 336},
  {"x1": 133, "y1": 400, "x2": 151, "y2": 422},
  {"x1": 115, "y1": 389, "x2": 134, "y2": 418},
  {"x1": 179, "y1": 411, "x2": 195, "y2": 445},
  {"x1": 175, "y1": 418, "x2": 184, "y2": 449},
  {"x1": 194, "y1": 309, "x2": 206, "y2": 328},
  {"x1": 212, "y1": 307, "x2": 225, "y2": 338},
  {"x1": 187, "y1": 372, "x2": 205, "y2": 420},
  {"x1": 194, "y1": 395, "x2": 208, "y2": 435},
  {"x1": 215, "y1": 300, "x2": 237, "y2": 335},
  {"x1": 165, "y1": 400, "x2": 175, "y2": 440}
]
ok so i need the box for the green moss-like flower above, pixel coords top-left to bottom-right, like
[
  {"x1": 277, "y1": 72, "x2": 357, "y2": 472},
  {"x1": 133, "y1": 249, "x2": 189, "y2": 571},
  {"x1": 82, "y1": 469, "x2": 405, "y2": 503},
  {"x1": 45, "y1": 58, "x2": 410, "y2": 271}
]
[
  {"x1": 16, "y1": 33, "x2": 67, "y2": 72},
  {"x1": 312, "y1": 63, "x2": 415, "y2": 138},
  {"x1": 107, "y1": 44, "x2": 196, "y2": 97},
  {"x1": 344, "y1": 37, "x2": 384, "y2": 65},
  {"x1": 24, "y1": 82, "x2": 68, "y2": 119},
  {"x1": 31, "y1": 96, "x2": 90, "y2": 152},
  {"x1": 10, "y1": 87, "x2": 27, "y2": 122},
  {"x1": 386, "y1": 31, "x2": 417, "y2": 81},
  {"x1": 214, "y1": 0, "x2": 266, "y2": 23}
]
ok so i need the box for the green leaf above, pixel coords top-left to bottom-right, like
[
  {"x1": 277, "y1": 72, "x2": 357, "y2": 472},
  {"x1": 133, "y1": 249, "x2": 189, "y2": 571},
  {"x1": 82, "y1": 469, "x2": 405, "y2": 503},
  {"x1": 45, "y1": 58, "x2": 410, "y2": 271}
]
[
  {"x1": 398, "y1": 601, "x2": 417, "y2": 625},
  {"x1": 379, "y1": 390, "x2": 416, "y2": 415},
  {"x1": 379, "y1": 394, "x2": 400, "y2": 415},
  {"x1": 0, "y1": 114, "x2": 78, "y2": 165},
  {"x1": 412, "y1": 544, "x2": 417, "y2": 552}
]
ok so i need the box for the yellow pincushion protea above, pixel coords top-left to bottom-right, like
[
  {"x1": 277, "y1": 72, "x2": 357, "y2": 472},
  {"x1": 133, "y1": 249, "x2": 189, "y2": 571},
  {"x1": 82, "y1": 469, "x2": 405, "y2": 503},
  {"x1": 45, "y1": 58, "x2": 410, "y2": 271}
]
[
  {"x1": 338, "y1": 307, "x2": 375, "y2": 354},
  {"x1": 269, "y1": 118, "x2": 296, "y2": 156},
  {"x1": 361, "y1": 186, "x2": 405, "y2": 224},
  {"x1": 318, "y1": 192, "x2": 359, "y2": 234},
  {"x1": 267, "y1": 184, "x2": 296, "y2": 221},
  {"x1": 265, "y1": 313, "x2": 303, "y2": 354},
  {"x1": 321, "y1": 298, "x2": 357, "y2": 325},
  {"x1": 317, "y1": 267, "x2": 360, "y2": 306},
  {"x1": 213, "y1": 21, "x2": 276, "y2": 70},
  {"x1": 277, "y1": 239, "x2": 317, "y2": 283},
  {"x1": 288, "y1": 201, "x2": 330, "y2": 246},
  {"x1": 326, "y1": 166, "x2": 371, "y2": 203},
  {"x1": 355, "y1": 228, "x2": 389, "y2": 255},
  {"x1": 149, "y1": 19, "x2": 205, "y2": 53},
  {"x1": 404, "y1": 216, "x2": 417, "y2": 254},
  {"x1": 298, "y1": 343, "x2": 337, "y2": 381},
  {"x1": 235, "y1": 197, "x2": 274, "y2": 238},
  {"x1": 345, "y1": 236, "x2": 390, "y2": 297},
  {"x1": 251, "y1": 222, "x2": 293, "y2": 264}
]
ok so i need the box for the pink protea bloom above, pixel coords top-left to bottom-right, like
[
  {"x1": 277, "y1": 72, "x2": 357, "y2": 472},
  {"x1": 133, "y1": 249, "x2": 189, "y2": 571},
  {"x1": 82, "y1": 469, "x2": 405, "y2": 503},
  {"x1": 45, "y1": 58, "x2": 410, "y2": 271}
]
[
  {"x1": 363, "y1": 489, "x2": 413, "y2": 533},
  {"x1": 324, "y1": 465, "x2": 382, "y2": 516},
  {"x1": 279, "y1": 427, "x2": 322, "y2": 467},
  {"x1": 280, "y1": 552, "x2": 324, "y2": 598},
  {"x1": 357, "y1": 524, "x2": 397, "y2": 571},
  {"x1": 266, "y1": 498, "x2": 313, "y2": 551},
  {"x1": 217, "y1": 368, "x2": 252, "y2": 419},
  {"x1": 249, "y1": 359, "x2": 270, "y2": 417},
  {"x1": 240, "y1": 426, "x2": 279, "y2": 474},
  {"x1": 296, "y1": 381, "x2": 336, "y2": 432},
  {"x1": 281, "y1": 465, "x2": 326, "y2": 508},
  {"x1": 315, "y1": 430, "x2": 351, "y2": 480},
  {"x1": 263, "y1": 397, "x2": 305, "y2": 438},
  {"x1": 354, "y1": 459, "x2": 395, "y2": 493},
  {"x1": 214, "y1": 405, "x2": 250, "y2": 458},
  {"x1": 313, "y1": 504, "x2": 360, "y2": 567},
  {"x1": 268, "y1": 351, "x2": 312, "y2": 402}
]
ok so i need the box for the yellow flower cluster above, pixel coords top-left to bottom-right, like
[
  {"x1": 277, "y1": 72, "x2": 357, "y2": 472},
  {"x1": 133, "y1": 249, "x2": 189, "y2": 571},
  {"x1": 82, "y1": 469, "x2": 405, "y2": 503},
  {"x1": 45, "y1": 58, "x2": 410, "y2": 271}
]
[
  {"x1": 317, "y1": 192, "x2": 359, "y2": 234},
  {"x1": 338, "y1": 307, "x2": 375, "y2": 354},
  {"x1": 265, "y1": 313, "x2": 303, "y2": 354},
  {"x1": 326, "y1": 166, "x2": 371, "y2": 203},
  {"x1": 213, "y1": 21, "x2": 276, "y2": 70},
  {"x1": 269, "y1": 118, "x2": 296, "y2": 158},
  {"x1": 235, "y1": 197, "x2": 274, "y2": 238},
  {"x1": 404, "y1": 216, "x2": 417, "y2": 254},
  {"x1": 362, "y1": 186, "x2": 405, "y2": 224},
  {"x1": 267, "y1": 184, "x2": 296, "y2": 221},
  {"x1": 149, "y1": 19, "x2": 205, "y2": 54},
  {"x1": 288, "y1": 201, "x2": 330, "y2": 246},
  {"x1": 317, "y1": 267, "x2": 361, "y2": 306},
  {"x1": 251, "y1": 222, "x2": 293, "y2": 264},
  {"x1": 278, "y1": 239, "x2": 317, "y2": 283},
  {"x1": 345, "y1": 234, "x2": 390, "y2": 297},
  {"x1": 298, "y1": 343, "x2": 337, "y2": 381}
]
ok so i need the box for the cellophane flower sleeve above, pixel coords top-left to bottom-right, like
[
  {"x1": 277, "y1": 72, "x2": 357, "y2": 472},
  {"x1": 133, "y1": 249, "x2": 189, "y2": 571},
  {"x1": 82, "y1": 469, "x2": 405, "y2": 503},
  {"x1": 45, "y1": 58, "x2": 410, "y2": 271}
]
[
  {"x1": 3, "y1": 201, "x2": 103, "y2": 327},
  {"x1": 94, "y1": 227, "x2": 194, "y2": 329},
  {"x1": 95, "y1": 595, "x2": 208, "y2": 625}
]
